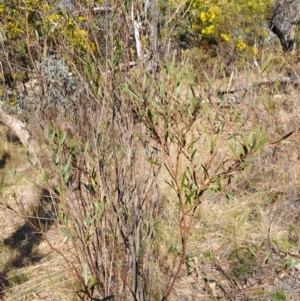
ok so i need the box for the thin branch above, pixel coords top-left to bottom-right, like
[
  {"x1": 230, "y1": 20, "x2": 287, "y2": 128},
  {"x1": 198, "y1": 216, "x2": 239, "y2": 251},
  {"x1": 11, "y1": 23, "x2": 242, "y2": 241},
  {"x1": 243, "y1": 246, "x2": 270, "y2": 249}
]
[{"x1": 217, "y1": 76, "x2": 299, "y2": 95}]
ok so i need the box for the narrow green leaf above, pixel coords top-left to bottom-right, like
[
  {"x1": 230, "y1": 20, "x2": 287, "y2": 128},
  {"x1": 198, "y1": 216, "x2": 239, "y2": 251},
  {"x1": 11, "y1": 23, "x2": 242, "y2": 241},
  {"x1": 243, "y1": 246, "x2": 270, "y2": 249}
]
[
  {"x1": 226, "y1": 141, "x2": 237, "y2": 157},
  {"x1": 34, "y1": 29, "x2": 39, "y2": 39},
  {"x1": 169, "y1": 51, "x2": 176, "y2": 74},
  {"x1": 186, "y1": 166, "x2": 193, "y2": 179},
  {"x1": 253, "y1": 136, "x2": 268, "y2": 152},
  {"x1": 228, "y1": 71, "x2": 235, "y2": 90},
  {"x1": 84, "y1": 140, "x2": 90, "y2": 153},
  {"x1": 165, "y1": 179, "x2": 175, "y2": 189},
  {"x1": 63, "y1": 155, "x2": 72, "y2": 174},
  {"x1": 43, "y1": 172, "x2": 49, "y2": 183},
  {"x1": 87, "y1": 58, "x2": 95, "y2": 77},
  {"x1": 252, "y1": 134, "x2": 257, "y2": 149},
  {"x1": 142, "y1": 73, "x2": 148, "y2": 93},
  {"x1": 237, "y1": 141, "x2": 244, "y2": 156},
  {"x1": 191, "y1": 148, "x2": 197, "y2": 160},
  {"x1": 55, "y1": 153, "x2": 60, "y2": 165},
  {"x1": 260, "y1": 54, "x2": 273, "y2": 74},
  {"x1": 61, "y1": 226, "x2": 72, "y2": 239},
  {"x1": 90, "y1": 275, "x2": 97, "y2": 290},
  {"x1": 74, "y1": 282, "x2": 83, "y2": 292},
  {"x1": 55, "y1": 185, "x2": 61, "y2": 195},
  {"x1": 241, "y1": 131, "x2": 250, "y2": 149},
  {"x1": 60, "y1": 132, "x2": 67, "y2": 147},
  {"x1": 70, "y1": 138, "x2": 77, "y2": 149},
  {"x1": 84, "y1": 217, "x2": 92, "y2": 227},
  {"x1": 126, "y1": 86, "x2": 142, "y2": 102},
  {"x1": 180, "y1": 170, "x2": 187, "y2": 188},
  {"x1": 186, "y1": 189, "x2": 196, "y2": 202},
  {"x1": 164, "y1": 163, "x2": 176, "y2": 181},
  {"x1": 94, "y1": 201, "x2": 106, "y2": 219},
  {"x1": 147, "y1": 158, "x2": 161, "y2": 166},
  {"x1": 248, "y1": 132, "x2": 253, "y2": 148},
  {"x1": 201, "y1": 164, "x2": 209, "y2": 179},
  {"x1": 202, "y1": 69, "x2": 212, "y2": 87},
  {"x1": 213, "y1": 175, "x2": 222, "y2": 191},
  {"x1": 182, "y1": 150, "x2": 190, "y2": 160}
]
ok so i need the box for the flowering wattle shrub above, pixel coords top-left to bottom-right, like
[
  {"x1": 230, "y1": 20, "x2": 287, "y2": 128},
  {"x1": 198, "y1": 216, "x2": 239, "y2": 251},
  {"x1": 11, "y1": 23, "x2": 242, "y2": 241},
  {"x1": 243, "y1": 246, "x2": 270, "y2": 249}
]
[
  {"x1": 0, "y1": 0, "x2": 97, "y2": 112},
  {"x1": 167, "y1": 0, "x2": 273, "y2": 53}
]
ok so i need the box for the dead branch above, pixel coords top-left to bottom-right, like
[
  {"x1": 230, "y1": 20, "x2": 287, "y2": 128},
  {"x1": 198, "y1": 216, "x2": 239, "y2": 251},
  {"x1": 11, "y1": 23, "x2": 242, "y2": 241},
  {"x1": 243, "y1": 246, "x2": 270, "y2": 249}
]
[
  {"x1": 0, "y1": 108, "x2": 40, "y2": 155},
  {"x1": 218, "y1": 76, "x2": 299, "y2": 95}
]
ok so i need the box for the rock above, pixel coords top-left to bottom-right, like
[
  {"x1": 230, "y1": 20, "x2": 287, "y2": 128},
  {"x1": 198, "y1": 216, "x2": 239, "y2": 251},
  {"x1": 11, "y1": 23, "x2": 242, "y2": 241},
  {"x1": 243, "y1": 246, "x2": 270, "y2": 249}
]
[
  {"x1": 293, "y1": 261, "x2": 300, "y2": 271},
  {"x1": 5, "y1": 183, "x2": 41, "y2": 216}
]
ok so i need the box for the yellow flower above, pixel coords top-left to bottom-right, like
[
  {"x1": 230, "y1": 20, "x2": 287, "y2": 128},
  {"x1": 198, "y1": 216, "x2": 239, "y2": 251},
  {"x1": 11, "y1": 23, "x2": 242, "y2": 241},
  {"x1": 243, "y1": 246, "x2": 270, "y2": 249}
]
[
  {"x1": 9, "y1": 95, "x2": 18, "y2": 106},
  {"x1": 202, "y1": 25, "x2": 215, "y2": 35},
  {"x1": 91, "y1": 42, "x2": 96, "y2": 52},
  {"x1": 42, "y1": 3, "x2": 49, "y2": 10},
  {"x1": 77, "y1": 16, "x2": 86, "y2": 22},
  {"x1": 236, "y1": 40, "x2": 246, "y2": 51},
  {"x1": 48, "y1": 14, "x2": 60, "y2": 22},
  {"x1": 251, "y1": 46, "x2": 258, "y2": 55},
  {"x1": 209, "y1": 12, "x2": 216, "y2": 22},
  {"x1": 67, "y1": 19, "x2": 74, "y2": 26},
  {"x1": 74, "y1": 29, "x2": 88, "y2": 38},
  {"x1": 200, "y1": 12, "x2": 207, "y2": 23},
  {"x1": 220, "y1": 33, "x2": 230, "y2": 42},
  {"x1": 79, "y1": 29, "x2": 88, "y2": 37},
  {"x1": 5, "y1": 21, "x2": 23, "y2": 37},
  {"x1": 24, "y1": 0, "x2": 38, "y2": 8}
]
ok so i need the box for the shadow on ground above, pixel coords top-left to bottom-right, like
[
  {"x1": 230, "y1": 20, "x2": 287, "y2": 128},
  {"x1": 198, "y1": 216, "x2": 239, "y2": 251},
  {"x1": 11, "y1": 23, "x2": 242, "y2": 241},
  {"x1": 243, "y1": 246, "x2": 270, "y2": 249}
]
[
  {"x1": 0, "y1": 189, "x2": 57, "y2": 298},
  {"x1": 0, "y1": 153, "x2": 10, "y2": 169}
]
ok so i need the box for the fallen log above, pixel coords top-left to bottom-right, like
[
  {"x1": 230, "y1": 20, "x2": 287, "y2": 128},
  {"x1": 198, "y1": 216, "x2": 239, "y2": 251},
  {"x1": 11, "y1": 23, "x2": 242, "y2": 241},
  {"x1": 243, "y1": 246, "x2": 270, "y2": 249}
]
[{"x1": 217, "y1": 76, "x2": 299, "y2": 95}]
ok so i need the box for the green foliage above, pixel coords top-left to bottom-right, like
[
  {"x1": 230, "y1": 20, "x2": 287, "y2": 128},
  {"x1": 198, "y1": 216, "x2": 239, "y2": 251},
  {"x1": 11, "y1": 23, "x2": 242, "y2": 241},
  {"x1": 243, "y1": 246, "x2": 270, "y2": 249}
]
[
  {"x1": 126, "y1": 52, "x2": 268, "y2": 298},
  {"x1": 9, "y1": 273, "x2": 28, "y2": 287},
  {"x1": 229, "y1": 245, "x2": 259, "y2": 278},
  {"x1": 272, "y1": 292, "x2": 287, "y2": 301},
  {"x1": 0, "y1": 0, "x2": 95, "y2": 52},
  {"x1": 203, "y1": 250, "x2": 213, "y2": 260},
  {"x1": 166, "y1": 0, "x2": 273, "y2": 50},
  {"x1": 127, "y1": 54, "x2": 268, "y2": 210},
  {"x1": 0, "y1": 0, "x2": 277, "y2": 299}
]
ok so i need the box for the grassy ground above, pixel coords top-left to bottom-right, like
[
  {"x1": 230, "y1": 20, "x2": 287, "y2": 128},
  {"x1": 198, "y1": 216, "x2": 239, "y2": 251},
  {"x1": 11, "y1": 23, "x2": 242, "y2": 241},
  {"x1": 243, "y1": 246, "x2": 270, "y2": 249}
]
[
  {"x1": 155, "y1": 52, "x2": 300, "y2": 300},
  {"x1": 0, "y1": 126, "x2": 79, "y2": 300},
  {"x1": 0, "y1": 52, "x2": 300, "y2": 300}
]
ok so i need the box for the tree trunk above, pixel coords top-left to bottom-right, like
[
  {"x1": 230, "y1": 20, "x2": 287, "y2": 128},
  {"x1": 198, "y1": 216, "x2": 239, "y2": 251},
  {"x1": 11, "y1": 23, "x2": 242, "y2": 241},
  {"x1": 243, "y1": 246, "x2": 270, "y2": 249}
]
[{"x1": 271, "y1": 0, "x2": 300, "y2": 53}]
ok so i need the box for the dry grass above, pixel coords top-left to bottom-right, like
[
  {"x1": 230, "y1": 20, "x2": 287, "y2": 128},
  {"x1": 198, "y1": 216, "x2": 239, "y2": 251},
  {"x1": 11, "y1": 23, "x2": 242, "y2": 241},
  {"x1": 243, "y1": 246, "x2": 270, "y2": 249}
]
[
  {"x1": 0, "y1": 125, "x2": 78, "y2": 300},
  {"x1": 1, "y1": 54, "x2": 300, "y2": 300},
  {"x1": 150, "y1": 55, "x2": 300, "y2": 300}
]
